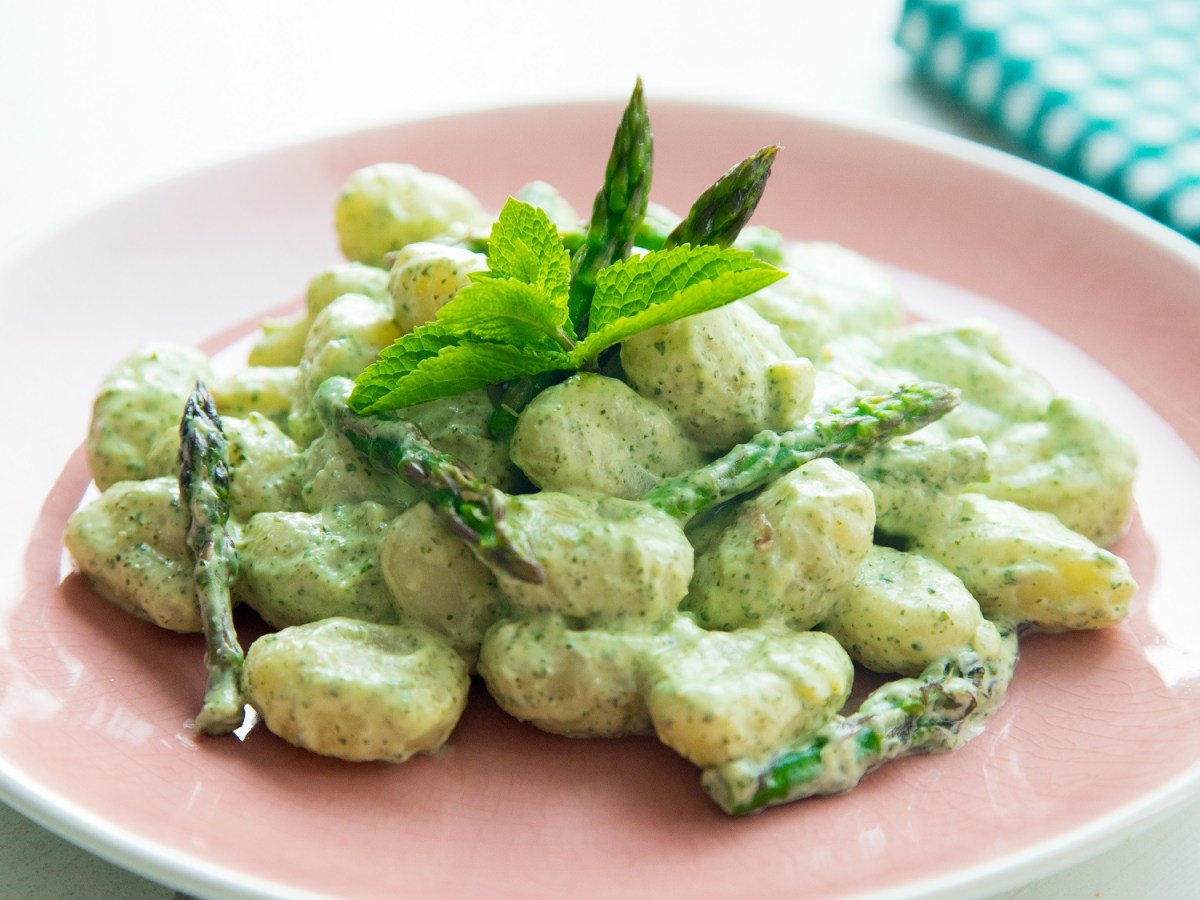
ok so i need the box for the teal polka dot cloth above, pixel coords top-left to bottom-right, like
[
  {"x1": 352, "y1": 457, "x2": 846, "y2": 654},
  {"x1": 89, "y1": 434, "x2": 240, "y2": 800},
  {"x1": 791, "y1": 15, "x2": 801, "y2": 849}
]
[{"x1": 896, "y1": 0, "x2": 1200, "y2": 241}]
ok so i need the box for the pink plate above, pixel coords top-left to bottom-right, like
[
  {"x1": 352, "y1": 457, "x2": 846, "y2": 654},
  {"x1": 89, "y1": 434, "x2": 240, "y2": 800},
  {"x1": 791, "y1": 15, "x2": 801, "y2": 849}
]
[{"x1": 2, "y1": 101, "x2": 1199, "y2": 899}]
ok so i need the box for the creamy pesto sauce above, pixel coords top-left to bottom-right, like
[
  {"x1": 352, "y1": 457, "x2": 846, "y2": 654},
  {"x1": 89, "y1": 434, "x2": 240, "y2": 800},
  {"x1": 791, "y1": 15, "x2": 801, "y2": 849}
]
[{"x1": 64, "y1": 166, "x2": 1137, "y2": 794}]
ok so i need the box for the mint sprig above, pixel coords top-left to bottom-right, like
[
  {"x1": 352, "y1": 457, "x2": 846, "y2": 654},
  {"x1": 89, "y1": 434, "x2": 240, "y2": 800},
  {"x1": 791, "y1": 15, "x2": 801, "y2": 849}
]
[{"x1": 348, "y1": 198, "x2": 784, "y2": 415}]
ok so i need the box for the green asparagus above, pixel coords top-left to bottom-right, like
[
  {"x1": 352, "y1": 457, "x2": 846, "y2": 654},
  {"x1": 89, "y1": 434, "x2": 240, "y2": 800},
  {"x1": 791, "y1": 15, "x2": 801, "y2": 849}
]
[
  {"x1": 703, "y1": 623, "x2": 1019, "y2": 815},
  {"x1": 178, "y1": 381, "x2": 246, "y2": 735},
  {"x1": 491, "y1": 79, "x2": 654, "y2": 435},
  {"x1": 664, "y1": 144, "x2": 780, "y2": 250},
  {"x1": 643, "y1": 382, "x2": 961, "y2": 522},
  {"x1": 318, "y1": 380, "x2": 544, "y2": 584},
  {"x1": 567, "y1": 77, "x2": 654, "y2": 336},
  {"x1": 487, "y1": 371, "x2": 564, "y2": 441}
]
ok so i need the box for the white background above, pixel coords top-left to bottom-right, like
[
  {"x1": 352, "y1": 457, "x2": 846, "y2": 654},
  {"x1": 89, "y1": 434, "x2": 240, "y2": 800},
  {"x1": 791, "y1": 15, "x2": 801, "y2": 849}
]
[{"x1": 1, "y1": 1, "x2": 1196, "y2": 897}]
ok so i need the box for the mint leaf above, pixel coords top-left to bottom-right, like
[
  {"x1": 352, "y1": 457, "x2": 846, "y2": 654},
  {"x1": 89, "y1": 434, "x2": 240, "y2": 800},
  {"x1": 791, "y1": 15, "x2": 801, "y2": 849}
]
[
  {"x1": 439, "y1": 200, "x2": 571, "y2": 348},
  {"x1": 349, "y1": 199, "x2": 578, "y2": 415},
  {"x1": 571, "y1": 246, "x2": 785, "y2": 364},
  {"x1": 436, "y1": 278, "x2": 569, "y2": 352},
  {"x1": 484, "y1": 198, "x2": 572, "y2": 303},
  {"x1": 584, "y1": 245, "x2": 743, "y2": 333},
  {"x1": 349, "y1": 323, "x2": 462, "y2": 413},
  {"x1": 352, "y1": 335, "x2": 569, "y2": 414}
]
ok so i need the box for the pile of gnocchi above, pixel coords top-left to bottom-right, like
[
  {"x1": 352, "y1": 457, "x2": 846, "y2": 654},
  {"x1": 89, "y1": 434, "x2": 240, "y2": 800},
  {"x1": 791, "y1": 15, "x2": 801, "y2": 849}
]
[{"x1": 64, "y1": 161, "x2": 1137, "y2": 813}]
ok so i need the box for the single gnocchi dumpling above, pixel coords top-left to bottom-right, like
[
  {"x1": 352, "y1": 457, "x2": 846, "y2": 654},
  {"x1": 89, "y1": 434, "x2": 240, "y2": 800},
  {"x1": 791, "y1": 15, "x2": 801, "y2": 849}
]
[
  {"x1": 977, "y1": 397, "x2": 1137, "y2": 546},
  {"x1": 248, "y1": 262, "x2": 391, "y2": 368},
  {"x1": 63, "y1": 476, "x2": 200, "y2": 632},
  {"x1": 222, "y1": 414, "x2": 304, "y2": 519},
  {"x1": 299, "y1": 429, "x2": 419, "y2": 513},
  {"x1": 492, "y1": 493, "x2": 693, "y2": 628},
  {"x1": 510, "y1": 373, "x2": 706, "y2": 499},
  {"x1": 844, "y1": 434, "x2": 989, "y2": 538},
  {"x1": 820, "y1": 545, "x2": 990, "y2": 676},
  {"x1": 811, "y1": 334, "x2": 911, "y2": 405},
  {"x1": 243, "y1": 617, "x2": 470, "y2": 762},
  {"x1": 380, "y1": 501, "x2": 508, "y2": 664},
  {"x1": 86, "y1": 343, "x2": 212, "y2": 489},
  {"x1": 686, "y1": 458, "x2": 875, "y2": 630},
  {"x1": 388, "y1": 241, "x2": 487, "y2": 333},
  {"x1": 478, "y1": 614, "x2": 658, "y2": 738},
  {"x1": 306, "y1": 261, "x2": 392, "y2": 315},
  {"x1": 645, "y1": 618, "x2": 853, "y2": 768},
  {"x1": 911, "y1": 493, "x2": 1137, "y2": 630},
  {"x1": 335, "y1": 163, "x2": 488, "y2": 266},
  {"x1": 621, "y1": 302, "x2": 815, "y2": 452},
  {"x1": 248, "y1": 316, "x2": 311, "y2": 370},
  {"x1": 288, "y1": 294, "x2": 402, "y2": 445},
  {"x1": 300, "y1": 293, "x2": 403, "y2": 383},
  {"x1": 248, "y1": 262, "x2": 388, "y2": 367},
  {"x1": 238, "y1": 502, "x2": 398, "y2": 628},
  {"x1": 211, "y1": 365, "x2": 301, "y2": 422},
  {"x1": 881, "y1": 320, "x2": 1053, "y2": 424},
  {"x1": 744, "y1": 241, "x2": 904, "y2": 358}
]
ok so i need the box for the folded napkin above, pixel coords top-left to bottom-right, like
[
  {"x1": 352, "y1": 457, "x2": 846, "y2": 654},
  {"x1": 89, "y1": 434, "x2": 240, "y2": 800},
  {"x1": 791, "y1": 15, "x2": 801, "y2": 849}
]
[{"x1": 896, "y1": 0, "x2": 1200, "y2": 241}]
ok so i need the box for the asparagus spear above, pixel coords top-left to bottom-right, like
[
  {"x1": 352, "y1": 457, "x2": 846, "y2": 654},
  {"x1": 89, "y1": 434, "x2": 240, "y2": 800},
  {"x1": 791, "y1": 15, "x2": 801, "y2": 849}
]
[
  {"x1": 487, "y1": 371, "x2": 563, "y2": 440},
  {"x1": 489, "y1": 79, "x2": 653, "y2": 436},
  {"x1": 178, "y1": 381, "x2": 245, "y2": 735},
  {"x1": 317, "y1": 380, "x2": 544, "y2": 584},
  {"x1": 703, "y1": 623, "x2": 1019, "y2": 815},
  {"x1": 567, "y1": 77, "x2": 654, "y2": 335},
  {"x1": 663, "y1": 144, "x2": 780, "y2": 250},
  {"x1": 643, "y1": 382, "x2": 961, "y2": 522}
]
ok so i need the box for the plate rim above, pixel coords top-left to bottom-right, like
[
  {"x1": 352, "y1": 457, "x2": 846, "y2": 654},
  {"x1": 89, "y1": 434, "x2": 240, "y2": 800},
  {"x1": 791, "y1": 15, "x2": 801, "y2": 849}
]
[{"x1": 5, "y1": 95, "x2": 1199, "y2": 280}]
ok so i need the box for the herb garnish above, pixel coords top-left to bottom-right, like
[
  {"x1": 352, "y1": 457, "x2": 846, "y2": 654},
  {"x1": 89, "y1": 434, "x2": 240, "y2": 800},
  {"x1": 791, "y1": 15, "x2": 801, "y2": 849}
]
[{"x1": 348, "y1": 80, "x2": 786, "y2": 417}]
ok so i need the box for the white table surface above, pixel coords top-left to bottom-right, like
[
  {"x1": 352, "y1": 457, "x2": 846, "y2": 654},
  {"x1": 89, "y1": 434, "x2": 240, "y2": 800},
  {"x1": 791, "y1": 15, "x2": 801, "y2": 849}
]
[{"x1": 1, "y1": 2, "x2": 1196, "y2": 897}]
